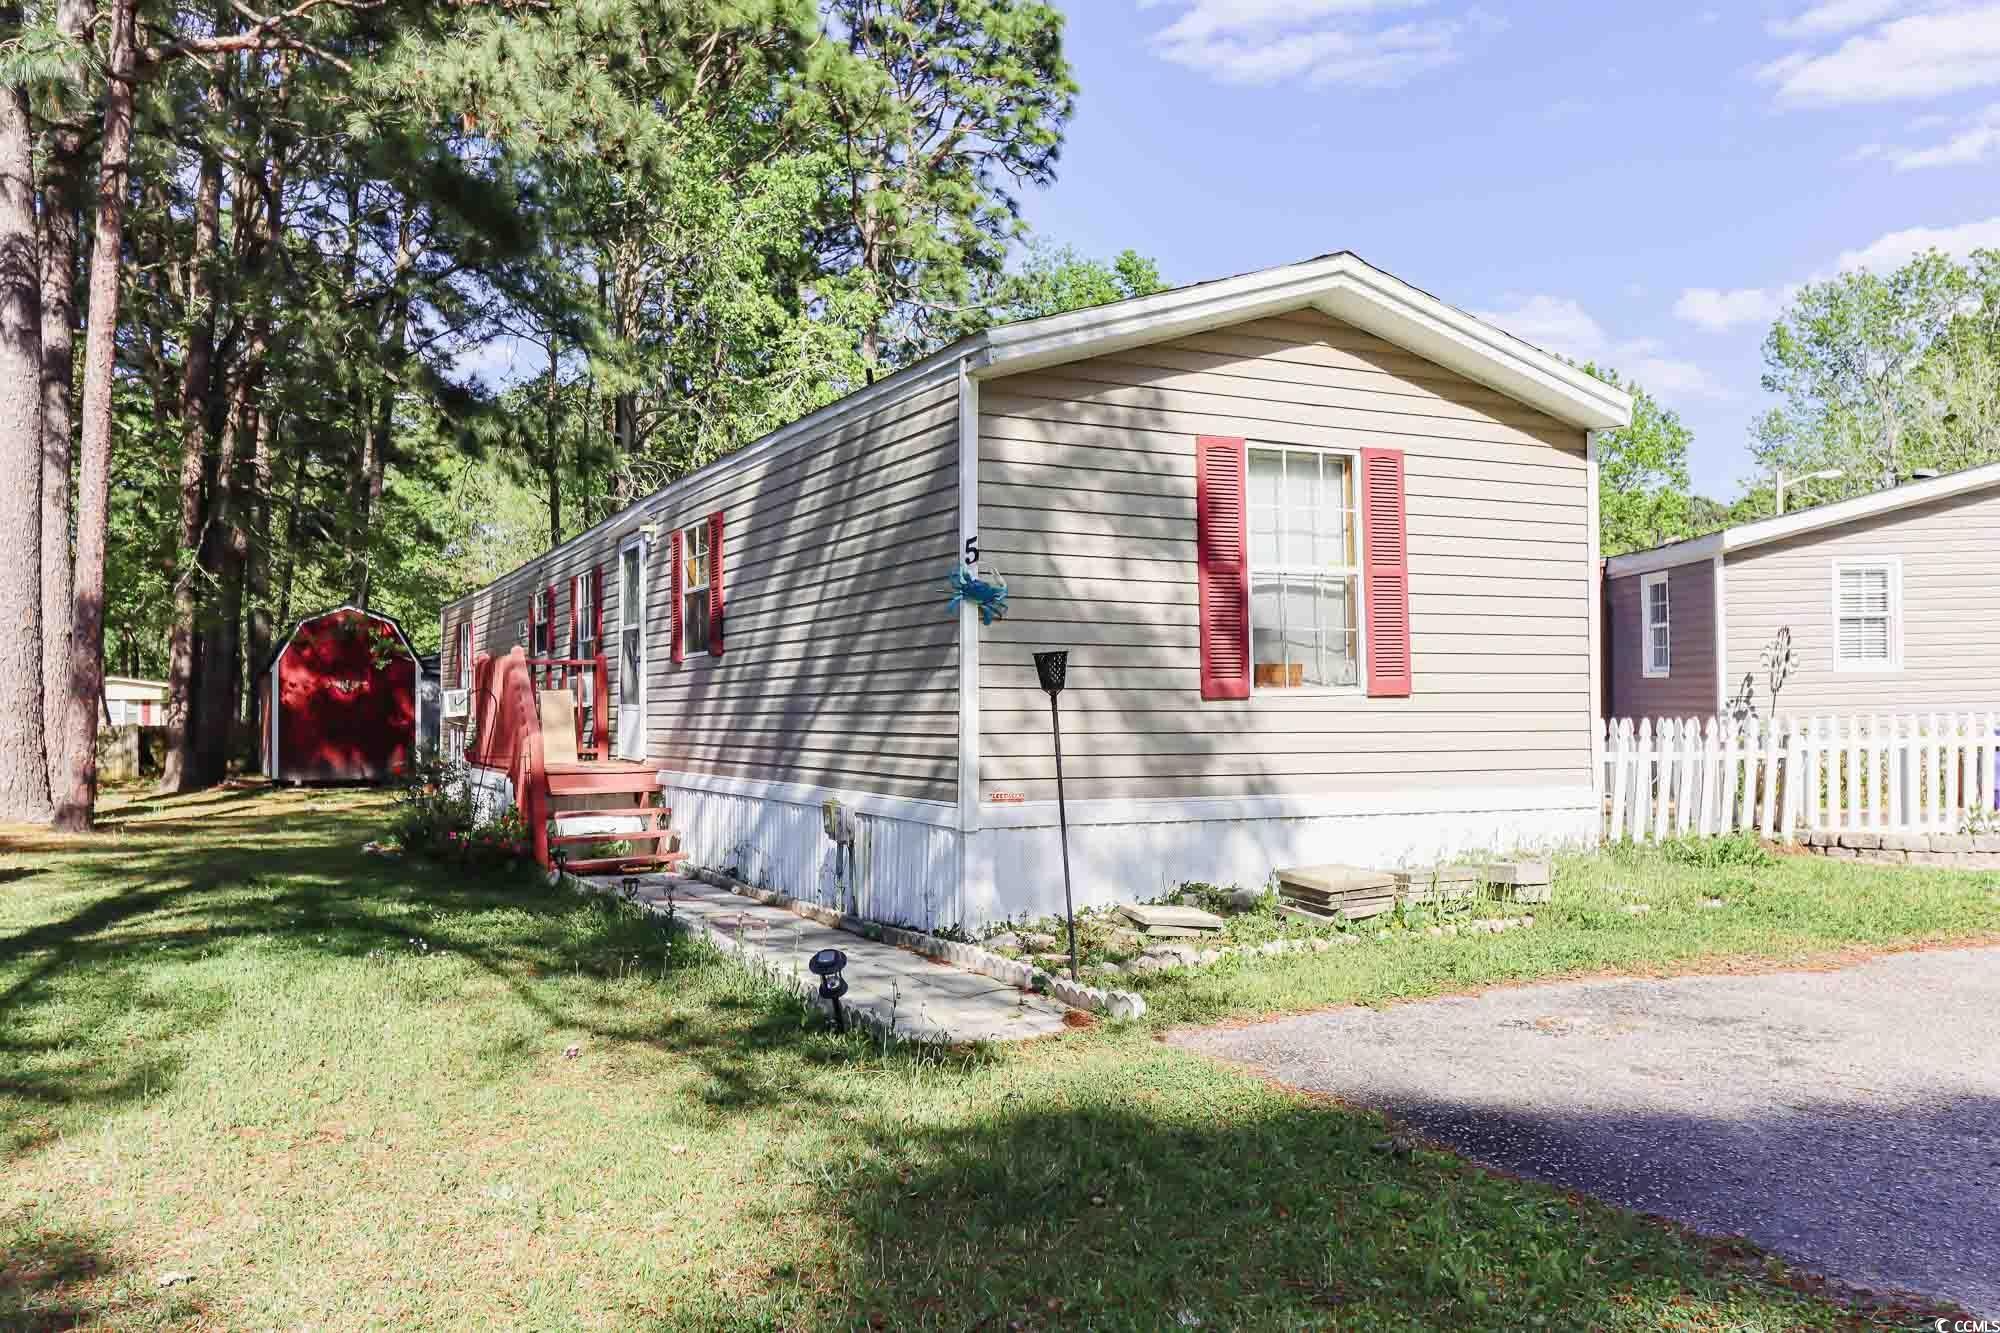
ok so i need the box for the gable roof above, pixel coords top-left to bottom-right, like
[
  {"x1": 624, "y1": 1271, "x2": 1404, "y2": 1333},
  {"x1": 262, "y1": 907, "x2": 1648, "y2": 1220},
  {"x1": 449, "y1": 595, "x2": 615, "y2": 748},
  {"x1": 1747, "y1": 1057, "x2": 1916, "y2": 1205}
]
[
  {"x1": 1604, "y1": 460, "x2": 2000, "y2": 578},
  {"x1": 444, "y1": 250, "x2": 1633, "y2": 615},
  {"x1": 967, "y1": 250, "x2": 1634, "y2": 431},
  {"x1": 261, "y1": 604, "x2": 418, "y2": 681}
]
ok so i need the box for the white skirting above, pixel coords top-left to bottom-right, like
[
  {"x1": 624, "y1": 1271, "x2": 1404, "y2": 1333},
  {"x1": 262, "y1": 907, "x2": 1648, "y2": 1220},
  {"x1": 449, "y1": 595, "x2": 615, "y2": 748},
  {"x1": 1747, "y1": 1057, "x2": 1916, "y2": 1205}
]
[
  {"x1": 655, "y1": 774, "x2": 1597, "y2": 932},
  {"x1": 961, "y1": 788, "x2": 1598, "y2": 926},
  {"x1": 660, "y1": 775, "x2": 963, "y2": 932}
]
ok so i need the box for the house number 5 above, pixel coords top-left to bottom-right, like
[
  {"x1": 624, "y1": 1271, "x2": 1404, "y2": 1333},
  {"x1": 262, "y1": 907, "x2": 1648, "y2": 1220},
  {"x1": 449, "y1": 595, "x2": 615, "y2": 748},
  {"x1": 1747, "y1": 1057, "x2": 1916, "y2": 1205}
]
[{"x1": 964, "y1": 536, "x2": 979, "y2": 567}]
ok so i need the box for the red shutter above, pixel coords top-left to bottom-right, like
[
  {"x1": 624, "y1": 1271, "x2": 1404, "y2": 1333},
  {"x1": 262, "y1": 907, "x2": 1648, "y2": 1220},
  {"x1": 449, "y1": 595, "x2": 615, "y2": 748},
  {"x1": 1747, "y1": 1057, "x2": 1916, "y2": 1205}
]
[
  {"x1": 669, "y1": 530, "x2": 684, "y2": 664},
  {"x1": 1195, "y1": 435, "x2": 1250, "y2": 701},
  {"x1": 1361, "y1": 447, "x2": 1412, "y2": 698},
  {"x1": 546, "y1": 582, "x2": 558, "y2": 656},
  {"x1": 526, "y1": 593, "x2": 536, "y2": 654},
  {"x1": 708, "y1": 511, "x2": 725, "y2": 656}
]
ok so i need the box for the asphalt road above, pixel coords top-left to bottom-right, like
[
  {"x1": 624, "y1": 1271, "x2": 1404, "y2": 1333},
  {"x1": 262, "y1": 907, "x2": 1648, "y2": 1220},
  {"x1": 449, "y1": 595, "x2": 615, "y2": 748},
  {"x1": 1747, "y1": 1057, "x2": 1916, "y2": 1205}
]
[{"x1": 1171, "y1": 947, "x2": 2000, "y2": 1316}]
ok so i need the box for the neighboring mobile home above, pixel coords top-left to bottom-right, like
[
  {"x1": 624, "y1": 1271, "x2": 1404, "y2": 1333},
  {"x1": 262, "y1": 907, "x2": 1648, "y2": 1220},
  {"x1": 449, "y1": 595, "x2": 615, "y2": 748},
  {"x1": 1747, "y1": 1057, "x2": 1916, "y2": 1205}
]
[
  {"x1": 1603, "y1": 461, "x2": 2000, "y2": 723},
  {"x1": 441, "y1": 252, "x2": 1633, "y2": 929}
]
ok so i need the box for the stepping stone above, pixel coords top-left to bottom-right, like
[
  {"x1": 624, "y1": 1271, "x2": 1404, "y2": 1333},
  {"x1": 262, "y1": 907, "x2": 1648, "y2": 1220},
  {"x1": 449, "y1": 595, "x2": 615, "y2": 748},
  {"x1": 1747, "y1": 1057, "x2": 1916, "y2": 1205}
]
[
  {"x1": 1486, "y1": 859, "x2": 1554, "y2": 903},
  {"x1": 1115, "y1": 902, "x2": 1225, "y2": 937},
  {"x1": 1394, "y1": 864, "x2": 1483, "y2": 903},
  {"x1": 1279, "y1": 864, "x2": 1395, "y2": 895},
  {"x1": 1278, "y1": 864, "x2": 1399, "y2": 921}
]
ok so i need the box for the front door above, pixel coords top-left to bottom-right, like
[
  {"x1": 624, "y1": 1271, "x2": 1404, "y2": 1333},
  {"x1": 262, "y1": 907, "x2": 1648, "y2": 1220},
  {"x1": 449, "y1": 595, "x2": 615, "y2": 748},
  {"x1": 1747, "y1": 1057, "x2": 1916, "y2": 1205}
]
[{"x1": 616, "y1": 536, "x2": 647, "y2": 760}]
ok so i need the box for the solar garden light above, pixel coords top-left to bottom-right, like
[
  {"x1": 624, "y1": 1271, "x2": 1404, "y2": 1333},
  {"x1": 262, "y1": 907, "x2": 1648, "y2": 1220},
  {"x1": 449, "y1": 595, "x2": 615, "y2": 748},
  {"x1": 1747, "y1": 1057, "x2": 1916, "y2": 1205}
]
[
  {"x1": 1034, "y1": 650, "x2": 1079, "y2": 983},
  {"x1": 808, "y1": 947, "x2": 850, "y2": 1033}
]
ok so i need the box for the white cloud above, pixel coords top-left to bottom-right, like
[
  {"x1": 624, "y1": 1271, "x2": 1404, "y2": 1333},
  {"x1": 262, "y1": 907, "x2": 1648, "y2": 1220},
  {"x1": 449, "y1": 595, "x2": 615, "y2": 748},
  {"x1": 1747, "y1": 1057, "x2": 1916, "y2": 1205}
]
[
  {"x1": 1673, "y1": 287, "x2": 1785, "y2": 333},
  {"x1": 1877, "y1": 102, "x2": 2000, "y2": 165},
  {"x1": 1472, "y1": 295, "x2": 1730, "y2": 400},
  {"x1": 1767, "y1": 0, "x2": 1909, "y2": 40},
  {"x1": 1831, "y1": 215, "x2": 2000, "y2": 271},
  {"x1": 1760, "y1": 3, "x2": 2000, "y2": 105},
  {"x1": 1140, "y1": 1, "x2": 1501, "y2": 88}
]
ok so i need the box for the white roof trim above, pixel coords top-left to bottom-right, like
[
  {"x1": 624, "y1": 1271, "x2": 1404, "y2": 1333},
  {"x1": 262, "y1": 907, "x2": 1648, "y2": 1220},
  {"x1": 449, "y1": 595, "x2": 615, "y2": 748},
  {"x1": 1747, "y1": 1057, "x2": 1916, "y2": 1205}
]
[
  {"x1": 446, "y1": 252, "x2": 1634, "y2": 617},
  {"x1": 970, "y1": 251, "x2": 1635, "y2": 432},
  {"x1": 1602, "y1": 533, "x2": 1722, "y2": 579},
  {"x1": 1606, "y1": 461, "x2": 2000, "y2": 579}
]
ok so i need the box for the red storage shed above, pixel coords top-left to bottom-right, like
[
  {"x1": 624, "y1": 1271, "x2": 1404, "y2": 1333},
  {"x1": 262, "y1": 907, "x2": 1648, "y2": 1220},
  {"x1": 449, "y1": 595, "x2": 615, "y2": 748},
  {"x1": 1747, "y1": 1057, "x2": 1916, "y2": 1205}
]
[{"x1": 259, "y1": 606, "x2": 419, "y2": 784}]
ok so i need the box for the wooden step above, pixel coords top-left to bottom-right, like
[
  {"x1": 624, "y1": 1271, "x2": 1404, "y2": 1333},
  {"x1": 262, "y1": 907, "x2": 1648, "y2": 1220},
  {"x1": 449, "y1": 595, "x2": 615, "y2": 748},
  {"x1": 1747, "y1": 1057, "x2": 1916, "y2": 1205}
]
[
  {"x1": 549, "y1": 828, "x2": 675, "y2": 847},
  {"x1": 562, "y1": 850, "x2": 689, "y2": 875},
  {"x1": 551, "y1": 806, "x2": 666, "y2": 823},
  {"x1": 546, "y1": 771, "x2": 665, "y2": 797}
]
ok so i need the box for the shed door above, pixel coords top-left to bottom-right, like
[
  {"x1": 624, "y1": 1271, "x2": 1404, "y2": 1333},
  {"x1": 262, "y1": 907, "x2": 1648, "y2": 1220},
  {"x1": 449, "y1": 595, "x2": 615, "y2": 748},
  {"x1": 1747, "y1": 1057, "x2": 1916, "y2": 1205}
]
[{"x1": 617, "y1": 537, "x2": 647, "y2": 760}]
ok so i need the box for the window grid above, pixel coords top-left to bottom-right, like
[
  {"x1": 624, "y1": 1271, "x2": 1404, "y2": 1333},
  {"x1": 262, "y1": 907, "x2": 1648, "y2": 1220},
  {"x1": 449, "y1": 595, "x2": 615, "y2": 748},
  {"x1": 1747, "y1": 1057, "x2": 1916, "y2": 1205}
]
[
  {"x1": 532, "y1": 588, "x2": 552, "y2": 656},
  {"x1": 682, "y1": 524, "x2": 711, "y2": 656},
  {"x1": 1643, "y1": 574, "x2": 1670, "y2": 678},
  {"x1": 1247, "y1": 445, "x2": 1361, "y2": 692}
]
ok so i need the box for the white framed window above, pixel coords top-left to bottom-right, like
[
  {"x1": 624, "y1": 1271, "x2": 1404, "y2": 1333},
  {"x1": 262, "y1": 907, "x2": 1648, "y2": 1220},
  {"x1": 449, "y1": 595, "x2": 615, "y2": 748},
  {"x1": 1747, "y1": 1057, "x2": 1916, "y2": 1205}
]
[
  {"x1": 531, "y1": 586, "x2": 552, "y2": 656},
  {"x1": 1832, "y1": 557, "x2": 1902, "y2": 671},
  {"x1": 1641, "y1": 572, "x2": 1670, "y2": 678},
  {"x1": 457, "y1": 621, "x2": 474, "y2": 692},
  {"x1": 1247, "y1": 444, "x2": 1362, "y2": 692},
  {"x1": 681, "y1": 523, "x2": 711, "y2": 656}
]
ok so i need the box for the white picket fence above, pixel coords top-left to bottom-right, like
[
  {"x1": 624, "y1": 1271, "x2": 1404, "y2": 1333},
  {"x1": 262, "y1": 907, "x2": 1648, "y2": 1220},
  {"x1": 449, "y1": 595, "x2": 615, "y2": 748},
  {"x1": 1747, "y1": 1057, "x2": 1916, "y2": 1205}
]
[{"x1": 1599, "y1": 712, "x2": 2000, "y2": 842}]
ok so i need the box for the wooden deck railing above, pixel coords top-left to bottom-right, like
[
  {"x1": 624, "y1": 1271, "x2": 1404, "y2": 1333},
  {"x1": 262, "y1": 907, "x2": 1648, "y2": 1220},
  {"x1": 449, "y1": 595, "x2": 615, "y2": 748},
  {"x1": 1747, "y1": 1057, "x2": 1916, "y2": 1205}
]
[{"x1": 524, "y1": 655, "x2": 610, "y2": 758}]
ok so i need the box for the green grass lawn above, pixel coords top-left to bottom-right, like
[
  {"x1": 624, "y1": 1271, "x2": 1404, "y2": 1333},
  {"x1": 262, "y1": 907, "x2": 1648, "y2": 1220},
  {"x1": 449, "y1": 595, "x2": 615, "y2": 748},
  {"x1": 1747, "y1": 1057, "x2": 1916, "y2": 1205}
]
[
  {"x1": 2, "y1": 789, "x2": 1988, "y2": 1330},
  {"x1": 1113, "y1": 840, "x2": 2000, "y2": 1027}
]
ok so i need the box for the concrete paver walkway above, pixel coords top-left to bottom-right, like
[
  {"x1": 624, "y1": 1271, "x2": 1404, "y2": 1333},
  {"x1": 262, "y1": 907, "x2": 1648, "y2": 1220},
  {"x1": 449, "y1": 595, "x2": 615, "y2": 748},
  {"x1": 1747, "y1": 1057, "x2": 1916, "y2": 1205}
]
[
  {"x1": 1172, "y1": 946, "x2": 2000, "y2": 1317},
  {"x1": 591, "y1": 872, "x2": 1072, "y2": 1043}
]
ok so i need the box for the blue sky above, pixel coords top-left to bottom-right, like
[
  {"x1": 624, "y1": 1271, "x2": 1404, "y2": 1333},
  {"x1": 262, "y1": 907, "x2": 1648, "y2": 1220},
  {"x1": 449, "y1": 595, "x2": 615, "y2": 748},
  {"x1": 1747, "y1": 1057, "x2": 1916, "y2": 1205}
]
[{"x1": 1017, "y1": 1, "x2": 2000, "y2": 496}]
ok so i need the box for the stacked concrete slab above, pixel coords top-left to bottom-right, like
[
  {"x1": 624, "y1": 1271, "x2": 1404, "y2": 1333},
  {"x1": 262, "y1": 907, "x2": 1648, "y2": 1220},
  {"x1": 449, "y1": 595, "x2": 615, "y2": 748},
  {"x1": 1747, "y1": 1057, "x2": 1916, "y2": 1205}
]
[{"x1": 1278, "y1": 859, "x2": 1554, "y2": 922}]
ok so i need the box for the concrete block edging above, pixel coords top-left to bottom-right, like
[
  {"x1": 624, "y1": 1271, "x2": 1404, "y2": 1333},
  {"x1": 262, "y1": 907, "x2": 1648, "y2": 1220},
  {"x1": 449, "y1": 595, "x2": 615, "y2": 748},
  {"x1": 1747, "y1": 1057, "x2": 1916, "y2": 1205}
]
[{"x1": 1798, "y1": 830, "x2": 2000, "y2": 868}]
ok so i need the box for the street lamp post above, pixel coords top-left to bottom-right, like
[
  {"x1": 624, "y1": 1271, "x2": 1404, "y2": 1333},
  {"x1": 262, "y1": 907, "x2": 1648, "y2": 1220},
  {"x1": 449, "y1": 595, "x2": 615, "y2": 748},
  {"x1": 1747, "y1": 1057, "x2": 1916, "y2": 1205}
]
[{"x1": 1774, "y1": 467, "x2": 1845, "y2": 515}]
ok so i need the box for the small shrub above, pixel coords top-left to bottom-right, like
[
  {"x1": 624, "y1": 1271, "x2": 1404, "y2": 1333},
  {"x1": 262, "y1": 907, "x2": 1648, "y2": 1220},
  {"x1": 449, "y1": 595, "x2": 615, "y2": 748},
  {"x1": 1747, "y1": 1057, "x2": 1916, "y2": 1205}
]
[
  {"x1": 1656, "y1": 832, "x2": 1776, "y2": 870},
  {"x1": 392, "y1": 752, "x2": 475, "y2": 852},
  {"x1": 439, "y1": 807, "x2": 533, "y2": 867}
]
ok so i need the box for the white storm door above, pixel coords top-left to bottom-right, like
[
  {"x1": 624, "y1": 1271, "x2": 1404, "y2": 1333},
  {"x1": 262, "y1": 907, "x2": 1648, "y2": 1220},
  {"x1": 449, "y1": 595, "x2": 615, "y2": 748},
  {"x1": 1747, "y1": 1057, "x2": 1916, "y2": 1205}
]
[{"x1": 616, "y1": 537, "x2": 648, "y2": 760}]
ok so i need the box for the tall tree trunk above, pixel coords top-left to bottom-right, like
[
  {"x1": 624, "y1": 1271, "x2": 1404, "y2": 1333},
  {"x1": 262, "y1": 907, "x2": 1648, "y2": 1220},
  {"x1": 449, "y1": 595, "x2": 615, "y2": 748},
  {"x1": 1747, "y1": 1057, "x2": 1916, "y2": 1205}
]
[
  {"x1": 243, "y1": 150, "x2": 283, "y2": 739},
  {"x1": 38, "y1": 0, "x2": 93, "y2": 826},
  {"x1": 159, "y1": 81, "x2": 225, "y2": 793},
  {"x1": 349, "y1": 267, "x2": 406, "y2": 607},
  {"x1": 246, "y1": 404, "x2": 274, "y2": 739},
  {"x1": 194, "y1": 375, "x2": 253, "y2": 781},
  {"x1": 352, "y1": 383, "x2": 390, "y2": 608},
  {"x1": 63, "y1": 0, "x2": 135, "y2": 825},
  {"x1": 546, "y1": 331, "x2": 561, "y2": 547},
  {"x1": 275, "y1": 441, "x2": 304, "y2": 633},
  {"x1": 0, "y1": 58, "x2": 51, "y2": 823}
]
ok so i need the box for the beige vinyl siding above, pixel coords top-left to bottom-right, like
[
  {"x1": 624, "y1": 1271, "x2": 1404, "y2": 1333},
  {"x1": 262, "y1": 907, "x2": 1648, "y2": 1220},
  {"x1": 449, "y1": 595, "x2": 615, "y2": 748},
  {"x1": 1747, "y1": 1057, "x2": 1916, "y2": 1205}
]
[
  {"x1": 975, "y1": 308, "x2": 1593, "y2": 804},
  {"x1": 1722, "y1": 485, "x2": 2000, "y2": 716},
  {"x1": 439, "y1": 373, "x2": 960, "y2": 802},
  {"x1": 1603, "y1": 560, "x2": 1716, "y2": 720},
  {"x1": 642, "y1": 377, "x2": 958, "y2": 800}
]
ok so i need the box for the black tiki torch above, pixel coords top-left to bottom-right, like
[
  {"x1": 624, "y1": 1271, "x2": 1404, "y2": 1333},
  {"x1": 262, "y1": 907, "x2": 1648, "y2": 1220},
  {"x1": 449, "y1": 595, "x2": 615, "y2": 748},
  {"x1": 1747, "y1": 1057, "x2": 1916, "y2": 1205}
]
[{"x1": 1034, "y1": 650, "x2": 1078, "y2": 983}]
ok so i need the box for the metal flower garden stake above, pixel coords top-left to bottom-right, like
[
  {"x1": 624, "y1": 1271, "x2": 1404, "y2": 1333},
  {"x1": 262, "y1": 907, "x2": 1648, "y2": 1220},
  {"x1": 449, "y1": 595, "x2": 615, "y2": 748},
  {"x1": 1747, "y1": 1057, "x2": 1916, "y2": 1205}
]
[{"x1": 1034, "y1": 651, "x2": 1079, "y2": 982}]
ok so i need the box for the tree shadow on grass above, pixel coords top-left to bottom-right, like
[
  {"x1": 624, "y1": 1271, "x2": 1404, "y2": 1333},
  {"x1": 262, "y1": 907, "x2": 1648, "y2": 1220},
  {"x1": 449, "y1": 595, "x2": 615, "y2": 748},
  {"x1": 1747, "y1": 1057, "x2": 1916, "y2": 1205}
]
[
  {"x1": 722, "y1": 1091, "x2": 1973, "y2": 1333},
  {"x1": 0, "y1": 1208, "x2": 204, "y2": 1331},
  {"x1": 1, "y1": 795, "x2": 905, "y2": 1157}
]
